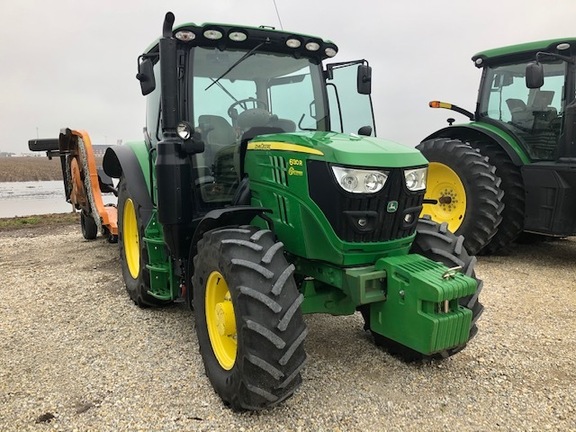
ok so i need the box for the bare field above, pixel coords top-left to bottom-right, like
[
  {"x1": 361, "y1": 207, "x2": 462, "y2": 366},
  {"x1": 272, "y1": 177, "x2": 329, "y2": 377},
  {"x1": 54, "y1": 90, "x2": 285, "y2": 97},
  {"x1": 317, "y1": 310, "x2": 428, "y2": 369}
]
[{"x1": 0, "y1": 157, "x2": 102, "y2": 182}]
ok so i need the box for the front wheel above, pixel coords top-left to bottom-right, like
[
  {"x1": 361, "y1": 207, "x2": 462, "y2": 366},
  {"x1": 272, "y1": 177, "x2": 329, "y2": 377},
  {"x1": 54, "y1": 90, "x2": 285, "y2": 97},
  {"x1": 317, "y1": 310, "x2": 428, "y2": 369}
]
[{"x1": 193, "y1": 226, "x2": 307, "y2": 411}]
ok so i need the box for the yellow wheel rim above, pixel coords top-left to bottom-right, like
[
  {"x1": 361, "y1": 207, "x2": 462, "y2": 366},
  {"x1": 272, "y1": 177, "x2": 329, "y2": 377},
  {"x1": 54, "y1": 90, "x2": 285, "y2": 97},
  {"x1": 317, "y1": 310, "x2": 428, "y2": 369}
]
[
  {"x1": 421, "y1": 162, "x2": 467, "y2": 233},
  {"x1": 123, "y1": 198, "x2": 140, "y2": 279},
  {"x1": 205, "y1": 271, "x2": 237, "y2": 370}
]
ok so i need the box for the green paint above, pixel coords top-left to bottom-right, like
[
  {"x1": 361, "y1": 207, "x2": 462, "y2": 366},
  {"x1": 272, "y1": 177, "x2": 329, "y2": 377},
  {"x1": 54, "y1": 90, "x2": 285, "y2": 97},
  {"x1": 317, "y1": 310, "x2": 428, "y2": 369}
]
[
  {"x1": 454, "y1": 122, "x2": 532, "y2": 164},
  {"x1": 370, "y1": 254, "x2": 475, "y2": 355},
  {"x1": 143, "y1": 210, "x2": 178, "y2": 301},
  {"x1": 124, "y1": 140, "x2": 153, "y2": 192},
  {"x1": 246, "y1": 131, "x2": 423, "y2": 266},
  {"x1": 250, "y1": 131, "x2": 427, "y2": 168},
  {"x1": 473, "y1": 37, "x2": 576, "y2": 63}
]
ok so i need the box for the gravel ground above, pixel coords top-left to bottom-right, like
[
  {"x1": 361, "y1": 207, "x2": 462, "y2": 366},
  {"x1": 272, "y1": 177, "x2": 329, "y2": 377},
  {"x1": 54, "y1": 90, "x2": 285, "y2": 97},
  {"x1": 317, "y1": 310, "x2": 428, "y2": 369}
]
[{"x1": 1, "y1": 224, "x2": 575, "y2": 431}]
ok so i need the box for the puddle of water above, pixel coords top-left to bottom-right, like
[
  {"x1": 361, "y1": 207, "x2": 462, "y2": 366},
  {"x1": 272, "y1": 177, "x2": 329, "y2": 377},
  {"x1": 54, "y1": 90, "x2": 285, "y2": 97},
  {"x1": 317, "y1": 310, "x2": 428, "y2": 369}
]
[{"x1": 0, "y1": 181, "x2": 116, "y2": 218}]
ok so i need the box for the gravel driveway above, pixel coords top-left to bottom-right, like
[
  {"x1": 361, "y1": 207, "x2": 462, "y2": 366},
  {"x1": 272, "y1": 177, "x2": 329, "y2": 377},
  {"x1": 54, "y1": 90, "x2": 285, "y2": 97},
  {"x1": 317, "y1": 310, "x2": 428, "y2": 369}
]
[{"x1": 1, "y1": 224, "x2": 575, "y2": 431}]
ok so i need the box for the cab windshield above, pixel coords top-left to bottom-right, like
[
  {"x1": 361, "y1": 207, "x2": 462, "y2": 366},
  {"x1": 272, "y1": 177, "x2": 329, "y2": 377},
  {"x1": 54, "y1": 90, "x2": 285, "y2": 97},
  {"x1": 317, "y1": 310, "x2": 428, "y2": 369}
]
[
  {"x1": 188, "y1": 46, "x2": 328, "y2": 205},
  {"x1": 191, "y1": 46, "x2": 328, "y2": 135}
]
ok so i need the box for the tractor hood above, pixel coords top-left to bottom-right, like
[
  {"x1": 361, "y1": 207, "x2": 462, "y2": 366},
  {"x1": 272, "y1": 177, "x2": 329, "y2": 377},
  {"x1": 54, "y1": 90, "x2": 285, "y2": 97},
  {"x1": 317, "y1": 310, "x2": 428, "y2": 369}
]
[{"x1": 248, "y1": 131, "x2": 427, "y2": 168}]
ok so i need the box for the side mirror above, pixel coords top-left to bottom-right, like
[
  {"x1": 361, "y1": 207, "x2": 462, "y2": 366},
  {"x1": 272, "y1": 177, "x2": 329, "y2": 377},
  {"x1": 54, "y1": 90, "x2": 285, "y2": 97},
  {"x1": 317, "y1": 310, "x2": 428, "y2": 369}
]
[
  {"x1": 526, "y1": 62, "x2": 544, "y2": 89},
  {"x1": 357, "y1": 64, "x2": 372, "y2": 95},
  {"x1": 137, "y1": 58, "x2": 156, "y2": 96}
]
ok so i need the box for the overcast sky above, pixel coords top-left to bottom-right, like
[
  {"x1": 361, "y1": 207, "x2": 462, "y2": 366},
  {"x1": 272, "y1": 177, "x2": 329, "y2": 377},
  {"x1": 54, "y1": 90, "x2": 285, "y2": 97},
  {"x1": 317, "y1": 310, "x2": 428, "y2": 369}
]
[{"x1": 1, "y1": 0, "x2": 575, "y2": 154}]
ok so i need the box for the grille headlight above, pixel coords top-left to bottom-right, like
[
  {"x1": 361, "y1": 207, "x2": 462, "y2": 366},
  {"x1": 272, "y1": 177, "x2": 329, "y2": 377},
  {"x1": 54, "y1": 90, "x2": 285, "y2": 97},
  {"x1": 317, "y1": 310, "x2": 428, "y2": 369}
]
[
  {"x1": 404, "y1": 167, "x2": 427, "y2": 191},
  {"x1": 331, "y1": 166, "x2": 388, "y2": 194}
]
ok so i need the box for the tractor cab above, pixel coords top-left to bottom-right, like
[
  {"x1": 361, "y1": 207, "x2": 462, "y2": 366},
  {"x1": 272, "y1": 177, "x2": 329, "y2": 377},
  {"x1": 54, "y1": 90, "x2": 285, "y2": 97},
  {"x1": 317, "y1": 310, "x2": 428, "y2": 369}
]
[
  {"x1": 473, "y1": 39, "x2": 576, "y2": 161},
  {"x1": 137, "y1": 22, "x2": 375, "y2": 211}
]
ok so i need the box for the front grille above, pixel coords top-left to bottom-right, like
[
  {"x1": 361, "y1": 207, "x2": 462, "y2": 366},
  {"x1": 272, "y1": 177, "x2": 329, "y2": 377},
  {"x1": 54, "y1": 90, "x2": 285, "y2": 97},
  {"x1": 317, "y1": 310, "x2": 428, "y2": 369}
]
[{"x1": 307, "y1": 160, "x2": 424, "y2": 243}]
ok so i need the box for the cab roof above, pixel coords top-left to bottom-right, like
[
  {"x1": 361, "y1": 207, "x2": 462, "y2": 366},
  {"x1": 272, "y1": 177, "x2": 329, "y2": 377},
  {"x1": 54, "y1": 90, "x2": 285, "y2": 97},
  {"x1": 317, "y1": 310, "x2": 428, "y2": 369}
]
[
  {"x1": 471, "y1": 37, "x2": 576, "y2": 67},
  {"x1": 144, "y1": 21, "x2": 338, "y2": 62}
]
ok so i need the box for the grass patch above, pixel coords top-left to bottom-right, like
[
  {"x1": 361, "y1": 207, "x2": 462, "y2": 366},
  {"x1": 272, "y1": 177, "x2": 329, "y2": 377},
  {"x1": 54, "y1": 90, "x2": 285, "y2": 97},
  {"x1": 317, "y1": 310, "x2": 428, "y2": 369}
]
[{"x1": 0, "y1": 212, "x2": 79, "y2": 231}]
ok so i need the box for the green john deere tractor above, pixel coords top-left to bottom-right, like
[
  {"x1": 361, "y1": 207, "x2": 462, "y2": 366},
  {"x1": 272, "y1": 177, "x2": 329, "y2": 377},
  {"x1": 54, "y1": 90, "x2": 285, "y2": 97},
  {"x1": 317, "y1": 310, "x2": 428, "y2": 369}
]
[
  {"x1": 40, "y1": 13, "x2": 483, "y2": 411},
  {"x1": 419, "y1": 38, "x2": 576, "y2": 255}
]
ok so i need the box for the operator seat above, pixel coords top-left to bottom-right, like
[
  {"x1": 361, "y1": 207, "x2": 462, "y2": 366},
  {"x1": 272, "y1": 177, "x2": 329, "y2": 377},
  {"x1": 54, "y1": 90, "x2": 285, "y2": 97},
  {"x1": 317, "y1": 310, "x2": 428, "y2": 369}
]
[
  {"x1": 197, "y1": 114, "x2": 237, "y2": 165},
  {"x1": 506, "y1": 98, "x2": 533, "y2": 129},
  {"x1": 528, "y1": 90, "x2": 557, "y2": 128}
]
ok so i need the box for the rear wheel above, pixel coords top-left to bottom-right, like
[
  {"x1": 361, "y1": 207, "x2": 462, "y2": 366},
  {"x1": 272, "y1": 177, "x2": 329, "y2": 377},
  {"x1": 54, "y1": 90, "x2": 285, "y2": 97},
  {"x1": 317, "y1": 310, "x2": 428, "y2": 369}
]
[
  {"x1": 469, "y1": 140, "x2": 525, "y2": 254},
  {"x1": 193, "y1": 226, "x2": 307, "y2": 411},
  {"x1": 118, "y1": 179, "x2": 166, "y2": 308},
  {"x1": 417, "y1": 138, "x2": 504, "y2": 255},
  {"x1": 363, "y1": 217, "x2": 484, "y2": 361}
]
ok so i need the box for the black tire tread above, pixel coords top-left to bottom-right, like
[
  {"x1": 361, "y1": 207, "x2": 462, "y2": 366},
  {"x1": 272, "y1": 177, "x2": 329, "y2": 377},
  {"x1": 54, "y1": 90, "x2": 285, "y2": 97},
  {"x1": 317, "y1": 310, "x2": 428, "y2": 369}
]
[
  {"x1": 469, "y1": 140, "x2": 525, "y2": 254},
  {"x1": 80, "y1": 210, "x2": 98, "y2": 240},
  {"x1": 193, "y1": 226, "x2": 306, "y2": 411},
  {"x1": 417, "y1": 138, "x2": 504, "y2": 255}
]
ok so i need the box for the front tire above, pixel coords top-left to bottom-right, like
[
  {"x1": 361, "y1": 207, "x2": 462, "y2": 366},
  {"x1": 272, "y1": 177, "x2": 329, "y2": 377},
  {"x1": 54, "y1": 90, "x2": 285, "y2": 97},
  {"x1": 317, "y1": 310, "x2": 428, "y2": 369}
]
[
  {"x1": 417, "y1": 138, "x2": 504, "y2": 255},
  {"x1": 193, "y1": 226, "x2": 307, "y2": 411}
]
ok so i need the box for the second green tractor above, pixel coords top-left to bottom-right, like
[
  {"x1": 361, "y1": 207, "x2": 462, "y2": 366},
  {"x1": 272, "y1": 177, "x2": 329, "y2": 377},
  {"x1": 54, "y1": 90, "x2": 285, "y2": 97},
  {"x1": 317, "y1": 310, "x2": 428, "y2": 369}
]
[{"x1": 420, "y1": 38, "x2": 576, "y2": 254}]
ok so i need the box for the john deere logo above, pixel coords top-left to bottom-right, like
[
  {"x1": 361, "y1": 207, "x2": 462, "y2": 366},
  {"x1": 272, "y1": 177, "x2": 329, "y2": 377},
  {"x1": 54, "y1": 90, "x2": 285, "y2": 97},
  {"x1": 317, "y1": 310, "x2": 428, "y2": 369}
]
[{"x1": 387, "y1": 201, "x2": 398, "y2": 213}]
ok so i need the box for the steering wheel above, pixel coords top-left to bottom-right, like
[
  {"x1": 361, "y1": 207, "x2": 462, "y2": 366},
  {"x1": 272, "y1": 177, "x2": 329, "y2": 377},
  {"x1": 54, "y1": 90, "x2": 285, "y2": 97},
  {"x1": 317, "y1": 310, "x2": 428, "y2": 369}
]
[{"x1": 227, "y1": 98, "x2": 268, "y2": 120}]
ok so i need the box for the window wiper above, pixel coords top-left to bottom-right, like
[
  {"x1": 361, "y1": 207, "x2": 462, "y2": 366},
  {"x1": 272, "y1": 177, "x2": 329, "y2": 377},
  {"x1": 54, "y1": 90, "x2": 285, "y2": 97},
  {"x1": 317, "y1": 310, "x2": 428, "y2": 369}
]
[
  {"x1": 208, "y1": 78, "x2": 239, "y2": 104},
  {"x1": 205, "y1": 40, "x2": 268, "y2": 91}
]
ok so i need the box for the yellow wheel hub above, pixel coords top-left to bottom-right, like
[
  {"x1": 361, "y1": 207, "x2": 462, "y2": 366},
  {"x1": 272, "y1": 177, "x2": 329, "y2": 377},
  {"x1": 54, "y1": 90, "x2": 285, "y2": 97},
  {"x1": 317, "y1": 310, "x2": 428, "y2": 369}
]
[
  {"x1": 205, "y1": 271, "x2": 237, "y2": 370},
  {"x1": 421, "y1": 162, "x2": 467, "y2": 233},
  {"x1": 123, "y1": 198, "x2": 140, "y2": 279}
]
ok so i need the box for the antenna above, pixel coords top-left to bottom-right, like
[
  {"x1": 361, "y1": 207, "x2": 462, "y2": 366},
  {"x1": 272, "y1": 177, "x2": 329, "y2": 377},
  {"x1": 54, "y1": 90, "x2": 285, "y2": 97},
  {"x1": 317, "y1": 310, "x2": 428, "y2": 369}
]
[{"x1": 272, "y1": 0, "x2": 284, "y2": 30}]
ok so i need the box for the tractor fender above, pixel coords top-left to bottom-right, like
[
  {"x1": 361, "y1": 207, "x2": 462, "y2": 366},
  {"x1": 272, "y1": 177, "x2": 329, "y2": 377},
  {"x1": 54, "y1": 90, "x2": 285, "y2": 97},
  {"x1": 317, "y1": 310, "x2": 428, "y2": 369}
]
[
  {"x1": 189, "y1": 207, "x2": 273, "y2": 259},
  {"x1": 103, "y1": 145, "x2": 153, "y2": 213},
  {"x1": 422, "y1": 125, "x2": 528, "y2": 166}
]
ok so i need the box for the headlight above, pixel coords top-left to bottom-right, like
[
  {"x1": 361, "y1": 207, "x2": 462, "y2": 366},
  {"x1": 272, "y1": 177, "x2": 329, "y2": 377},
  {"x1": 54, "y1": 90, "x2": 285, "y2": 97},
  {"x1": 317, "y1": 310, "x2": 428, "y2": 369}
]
[
  {"x1": 404, "y1": 167, "x2": 427, "y2": 191},
  {"x1": 331, "y1": 166, "x2": 388, "y2": 194}
]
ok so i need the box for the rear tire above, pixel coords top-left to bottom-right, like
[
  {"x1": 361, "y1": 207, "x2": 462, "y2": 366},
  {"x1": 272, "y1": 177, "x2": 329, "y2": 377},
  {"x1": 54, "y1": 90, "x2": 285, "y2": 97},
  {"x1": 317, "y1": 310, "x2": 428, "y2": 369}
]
[
  {"x1": 417, "y1": 138, "x2": 504, "y2": 255},
  {"x1": 80, "y1": 210, "x2": 98, "y2": 240},
  {"x1": 118, "y1": 179, "x2": 167, "y2": 308},
  {"x1": 363, "y1": 217, "x2": 484, "y2": 361},
  {"x1": 469, "y1": 141, "x2": 525, "y2": 254},
  {"x1": 193, "y1": 226, "x2": 307, "y2": 411}
]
